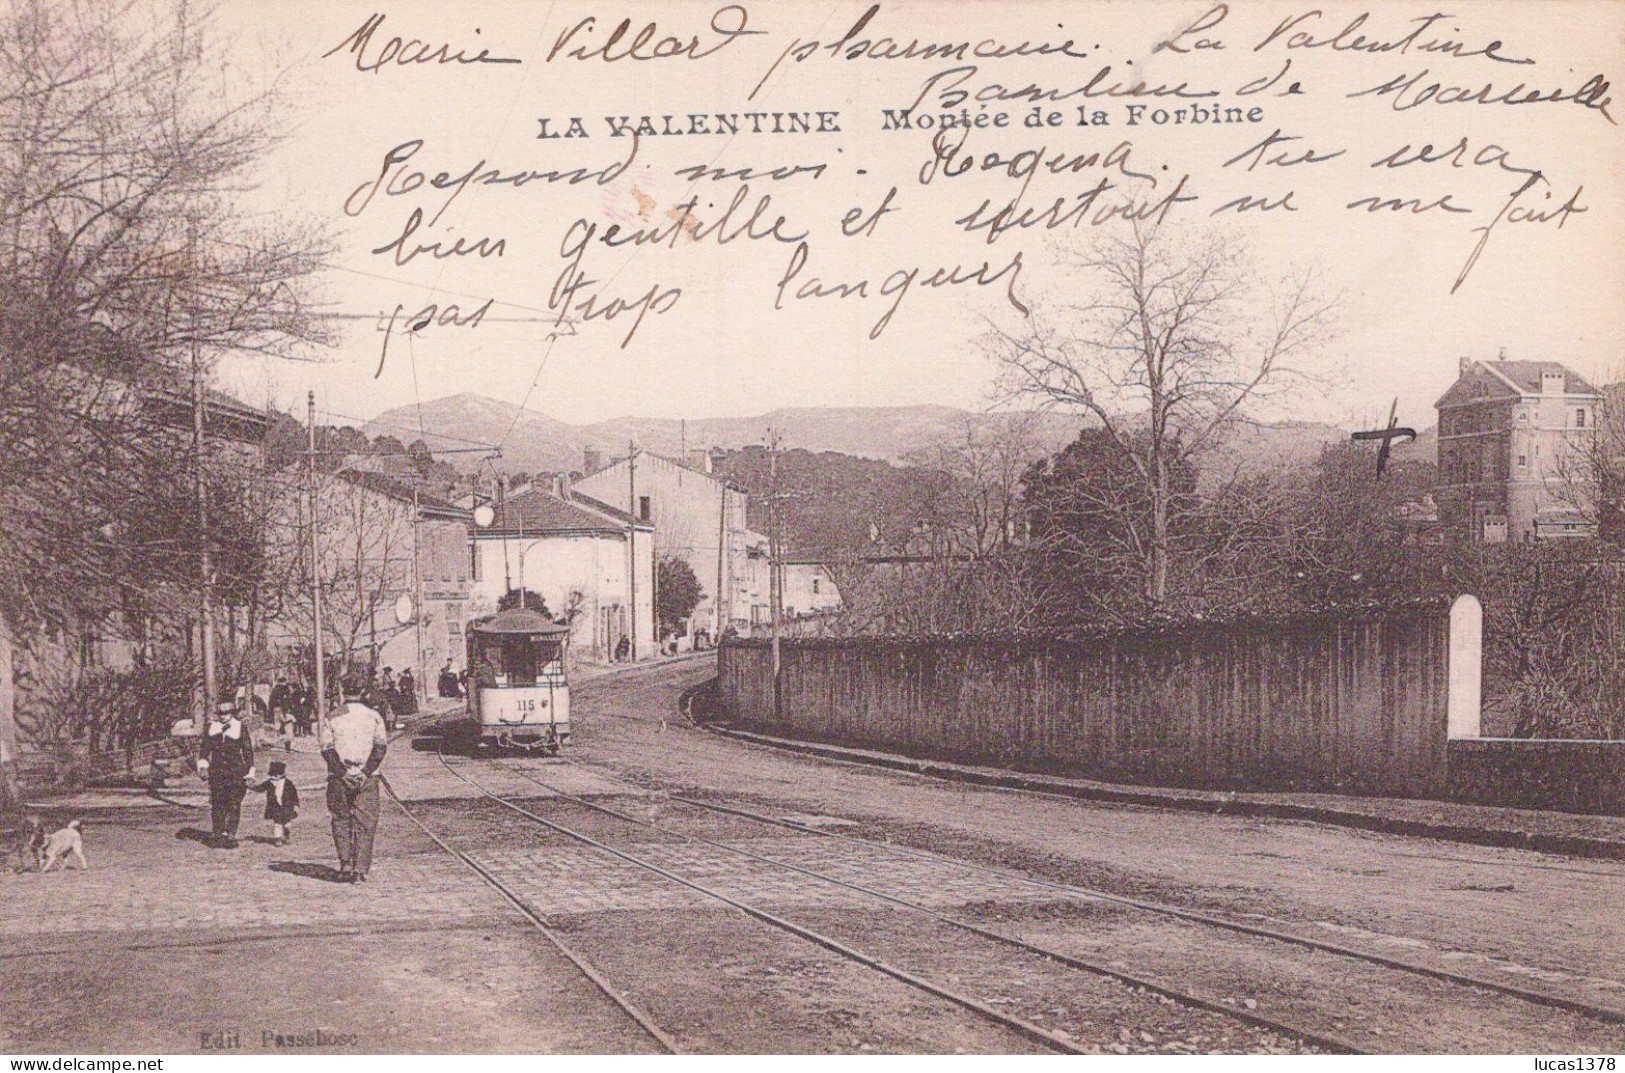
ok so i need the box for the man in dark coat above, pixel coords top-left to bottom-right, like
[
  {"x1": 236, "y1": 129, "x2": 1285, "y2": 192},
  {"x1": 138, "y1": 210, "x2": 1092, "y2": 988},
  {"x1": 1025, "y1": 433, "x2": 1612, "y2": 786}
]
[
  {"x1": 396, "y1": 668, "x2": 418, "y2": 716},
  {"x1": 291, "y1": 679, "x2": 314, "y2": 736},
  {"x1": 269, "y1": 675, "x2": 294, "y2": 727},
  {"x1": 197, "y1": 699, "x2": 255, "y2": 847}
]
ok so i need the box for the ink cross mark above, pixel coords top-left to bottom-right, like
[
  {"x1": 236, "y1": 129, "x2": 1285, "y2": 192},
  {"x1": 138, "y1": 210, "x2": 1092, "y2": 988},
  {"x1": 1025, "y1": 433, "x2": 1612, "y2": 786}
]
[{"x1": 1351, "y1": 398, "x2": 1417, "y2": 477}]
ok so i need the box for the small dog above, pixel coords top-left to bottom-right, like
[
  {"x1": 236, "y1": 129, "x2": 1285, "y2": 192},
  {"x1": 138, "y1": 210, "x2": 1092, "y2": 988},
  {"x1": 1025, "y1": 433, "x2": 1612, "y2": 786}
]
[
  {"x1": 38, "y1": 819, "x2": 87, "y2": 873},
  {"x1": 7, "y1": 815, "x2": 45, "y2": 873}
]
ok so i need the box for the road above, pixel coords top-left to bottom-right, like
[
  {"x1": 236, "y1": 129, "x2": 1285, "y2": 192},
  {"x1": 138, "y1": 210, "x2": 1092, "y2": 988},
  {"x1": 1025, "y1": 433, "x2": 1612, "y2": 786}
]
[{"x1": 3, "y1": 658, "x2": 1623, "y2": 1054}]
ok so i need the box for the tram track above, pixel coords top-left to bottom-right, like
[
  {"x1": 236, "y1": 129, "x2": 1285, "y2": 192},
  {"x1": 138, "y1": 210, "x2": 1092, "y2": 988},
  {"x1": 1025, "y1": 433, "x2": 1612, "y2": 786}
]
[
  {"x1": 563, "y1": 747, "x2": 1625, "y2": 1033},
  {"x1": 430, "y1": 744, "x2": 1094, "y2": 1055},
  {"x1": 378, "y1": 704, "x2": 682, "y2": 1052},
  {"x1": 378, "y1": 771, "x2": 681, "y2": 1054},
  {"x1": 578, "y1": 670, "x2": 1625, "y2": 1027},
  {"x1": 487, "y1": 755, "x2": 1363, "y2": 1054},
  {"x1": 544, "y1": 752, "x2": 1625, "y2": 1054},
  {"x1": 545, "y1": 672, "x2": 1625, "y2": 1050},
  {"x1": 404, "y1": 665, "x2": 1625, "y2": 1050}
]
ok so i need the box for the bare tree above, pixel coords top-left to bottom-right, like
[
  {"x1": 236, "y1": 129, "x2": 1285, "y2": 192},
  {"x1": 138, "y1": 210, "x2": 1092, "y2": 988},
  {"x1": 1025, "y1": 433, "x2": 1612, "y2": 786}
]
[
  {"x1": 262, "y1": 473, "x2": 416, "y2": 678},
  {"x1": 985, "y1": 223, "x2": 1331, "y2": 608},
  {"x1": 0, "y1": 0, "x2": 326, "y2": 804},
  {"x1": 1549, "y1": 384, "x2": 1621, "y2": 543},
  {"x1": 904, "y1": 412, "x2": 1046, "y2": 560}
]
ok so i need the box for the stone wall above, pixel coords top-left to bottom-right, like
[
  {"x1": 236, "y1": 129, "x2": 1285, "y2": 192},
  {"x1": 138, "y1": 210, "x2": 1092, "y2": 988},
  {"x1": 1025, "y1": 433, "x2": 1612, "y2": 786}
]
[{"x1": 718, "y1": 606, "x2": 1453, "y2": 796}]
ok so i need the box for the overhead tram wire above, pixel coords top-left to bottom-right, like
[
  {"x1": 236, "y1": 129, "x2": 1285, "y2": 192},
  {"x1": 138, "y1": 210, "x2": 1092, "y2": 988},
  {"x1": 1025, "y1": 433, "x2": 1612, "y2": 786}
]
[
  {"x1": 404, "y1": 0, "x2": 571, "y2": 461},
  {"x1": 495, "y1": 332, "x2": 561, "y2": 457},
  {"x1": 315, "y1": 407, "x2": 499, "y2": 451},
  {"x1": 581, "y1": 1, "x2": 850, "y2": 301}
]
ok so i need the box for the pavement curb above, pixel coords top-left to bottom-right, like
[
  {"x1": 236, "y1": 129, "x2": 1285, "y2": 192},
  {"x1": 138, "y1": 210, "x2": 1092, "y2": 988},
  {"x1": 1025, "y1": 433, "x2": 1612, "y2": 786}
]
[{"x1": 705, "y1": 725, "x2": 1625, "y2": 862}]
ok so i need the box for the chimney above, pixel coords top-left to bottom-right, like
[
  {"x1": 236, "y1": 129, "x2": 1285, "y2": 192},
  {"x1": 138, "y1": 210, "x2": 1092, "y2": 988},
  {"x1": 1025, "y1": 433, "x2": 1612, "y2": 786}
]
[
  {"x1": 1498, "y1": 346, "x2": 1507, "y2": 362},
  {"x1": 583, "y1": 446, "x2": 602, "y2": 474},
  {"x1": 1459, "y1": 357, "x2": 1471, "y2": 375},
  {"x1": 550, "y1": 473, "x2": 564, "y2": 497},
  {"x1": 688, "y1": 447, "x2": 713, "y2": 474},
  {"x1": 1541, "y1": 368, "x2": 1565, "y2": 395}
]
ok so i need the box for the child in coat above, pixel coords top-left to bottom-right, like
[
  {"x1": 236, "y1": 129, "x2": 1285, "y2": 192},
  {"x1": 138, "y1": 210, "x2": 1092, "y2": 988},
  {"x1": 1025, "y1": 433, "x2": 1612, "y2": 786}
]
[{"x1": 251, "y1": 761, "x2": 300, "y2": 845}]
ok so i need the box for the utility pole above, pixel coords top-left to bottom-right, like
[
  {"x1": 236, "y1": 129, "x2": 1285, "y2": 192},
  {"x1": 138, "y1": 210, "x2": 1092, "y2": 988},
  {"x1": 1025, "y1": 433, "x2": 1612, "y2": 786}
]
[
  {"x1": 626, "y1": 440, "x2": 638, "y2": 661},
  {"x1": 715, "y1": 480, "x2": 729, "y2": 640},
  {"x1": 499, "y1": 475, "x2": 512, "y2": 595},
  {"x1": 192, "y1": 338, "x2": 218, "y2": 727},
  {"x1": 412, "y1": 487, "x2": 425, "y2": 704},
  {"x1": 306, "y1": 392, "x2": 326, "y2": 726},
  {"x1": 767, "y1": 429, "x2": 783, "y2": 719},
  {"x1": 651, "y1": 519, "x2": 661, "y2": 655}
]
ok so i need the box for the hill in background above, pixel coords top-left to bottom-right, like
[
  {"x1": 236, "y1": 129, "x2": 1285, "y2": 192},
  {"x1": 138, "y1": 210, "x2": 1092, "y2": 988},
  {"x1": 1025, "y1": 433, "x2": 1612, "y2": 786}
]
[
  {"x1": 361, "y1": 392, "x2": 1428, "y2": 474},
  {"x1": 350, "y1": 393, "x2": 1443, "y2": 560}
]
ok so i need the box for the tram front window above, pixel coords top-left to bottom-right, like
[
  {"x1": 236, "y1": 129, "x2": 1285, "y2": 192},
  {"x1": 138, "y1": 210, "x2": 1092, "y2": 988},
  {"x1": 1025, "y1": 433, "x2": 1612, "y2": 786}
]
[{"x1": 500, "y1": 639, "x2": 562, "y2": 686}]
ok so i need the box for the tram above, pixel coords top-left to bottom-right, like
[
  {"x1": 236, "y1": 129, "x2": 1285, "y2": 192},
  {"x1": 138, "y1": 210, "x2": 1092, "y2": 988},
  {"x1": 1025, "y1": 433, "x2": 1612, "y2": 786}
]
[{"x1": 465, "y1": 608, "x2": 572, "y2": 753}]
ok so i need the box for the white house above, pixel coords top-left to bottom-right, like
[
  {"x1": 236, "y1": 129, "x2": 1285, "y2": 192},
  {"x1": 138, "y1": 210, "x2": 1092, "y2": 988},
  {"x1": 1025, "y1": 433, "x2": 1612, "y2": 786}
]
[
  {"x1": 468, "y1": 486, "x2": 655, "y2": 662},
  {"x1": 575, "y1": 448, "x2": 768, "y2": 648},
  {"x1": 781, "y1": 558, "x2": 842, "y2": 619}
]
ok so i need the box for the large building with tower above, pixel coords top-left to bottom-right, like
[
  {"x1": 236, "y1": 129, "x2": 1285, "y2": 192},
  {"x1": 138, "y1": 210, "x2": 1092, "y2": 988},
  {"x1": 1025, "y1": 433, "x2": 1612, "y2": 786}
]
[{"x1": 1435, "y1": 356, "x2": 1602, "y2": 543}]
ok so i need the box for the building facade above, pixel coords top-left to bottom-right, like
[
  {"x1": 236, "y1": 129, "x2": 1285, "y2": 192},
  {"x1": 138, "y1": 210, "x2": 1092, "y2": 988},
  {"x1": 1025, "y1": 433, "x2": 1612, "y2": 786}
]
[
  {"x1": 4, "y1": 383, "x2": 272, "y2": 794},
  {"x1": 575, "y1": 449, "x2": 766, "y2": 647},
  {"x1": 467, "y1": 486, "x2": 655, "y2": 662},
  {"x1": 265, "y1": 469, "x2": 472, "y2": 683},
  {"x1": 781, "y1": 559, "x2": 842, "y2": 620},
  {"x1": 1435, "y1": 358, "x2": 1602, "y2": 542}
]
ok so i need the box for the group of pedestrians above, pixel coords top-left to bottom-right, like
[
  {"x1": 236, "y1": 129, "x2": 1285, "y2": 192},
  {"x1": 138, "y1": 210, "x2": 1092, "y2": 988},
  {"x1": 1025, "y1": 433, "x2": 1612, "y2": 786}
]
[
  {"x1": 196, "y1": 673, "x2": 391, "y2": 884},
  {"x1": 267, "y1": 675, "x2": 320, "y2": 738},
  {"x1": 370, "y1": 666, "x2": 418, "y2": 727}
]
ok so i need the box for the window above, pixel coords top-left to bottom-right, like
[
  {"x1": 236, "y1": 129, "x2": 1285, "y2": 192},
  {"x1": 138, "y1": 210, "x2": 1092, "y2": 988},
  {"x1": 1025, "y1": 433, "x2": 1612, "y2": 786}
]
[
  {"x1": 1577, "y1": 408, "x2": 1588, "y2": 428},
  {"x1": 638, "y1": 495, "x2": 651, "y2": 521},
  {"x1": 1517, "y1": 455, "x2": 1527, "y2": 468},
  {"x1": 812, "y1": 577, "x2": 821, "y2": 595},
  {"x1": 470, "y1": 542, "x2": 481, "y2": 581},
  {"x1": 1517, "y1": 411, "x2": 1528, "y2": 422}
]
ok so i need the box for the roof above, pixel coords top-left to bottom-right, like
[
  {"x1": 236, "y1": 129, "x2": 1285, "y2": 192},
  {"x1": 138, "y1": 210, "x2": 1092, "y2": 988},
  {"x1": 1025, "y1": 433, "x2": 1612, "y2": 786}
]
[
  {"x1": 582, "y1": 448, "x2": 732, "y2": 487},
  {"x1": 476, "y1": 487, "x2": 649, "y2": 536},
  {"x1": 1484, "y1": 361, "x2": 1600, "y2": 396},
  {"x1": 570, "y1": 490, "x2": 641, "y2": 524},
  {"x1": 1438, "y1": 360, "x2": 1601, "y2": 408},
  {"x1": 781, "y1": 548, "x2": 842, "y2": 566},
  {"x1": 467, "y1": 609, "x2": 570, "y2": 636},
  {"x1": 336, "y1": 469, "x2": 466, "y2": 516},
  {"x1": 144, "y1": 383, "x2": 270, "y2": 443}
]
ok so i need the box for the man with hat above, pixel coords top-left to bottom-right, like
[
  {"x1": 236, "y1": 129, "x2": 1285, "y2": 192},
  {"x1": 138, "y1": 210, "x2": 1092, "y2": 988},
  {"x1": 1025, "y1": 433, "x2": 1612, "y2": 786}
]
[
  {"x1": 197, "y1": 698, "x2": 255, "y2": 847},
  {"x1": 318, "y1": 673, "x2": 389, "y2": 883}
]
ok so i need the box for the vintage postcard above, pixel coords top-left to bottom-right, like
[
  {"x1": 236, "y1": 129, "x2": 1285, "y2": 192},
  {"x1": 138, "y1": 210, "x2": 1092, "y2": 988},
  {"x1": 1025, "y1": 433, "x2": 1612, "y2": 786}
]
[{"x1": 1, "y1": 0, "x2": 1623, "y2": 1061}]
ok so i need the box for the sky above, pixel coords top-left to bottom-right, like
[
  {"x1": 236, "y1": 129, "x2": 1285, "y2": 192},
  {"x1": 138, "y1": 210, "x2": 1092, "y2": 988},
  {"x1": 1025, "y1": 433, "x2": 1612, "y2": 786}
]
[{"x1": 212, "y1": 0, "x2": 1625, "y2": 435}]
